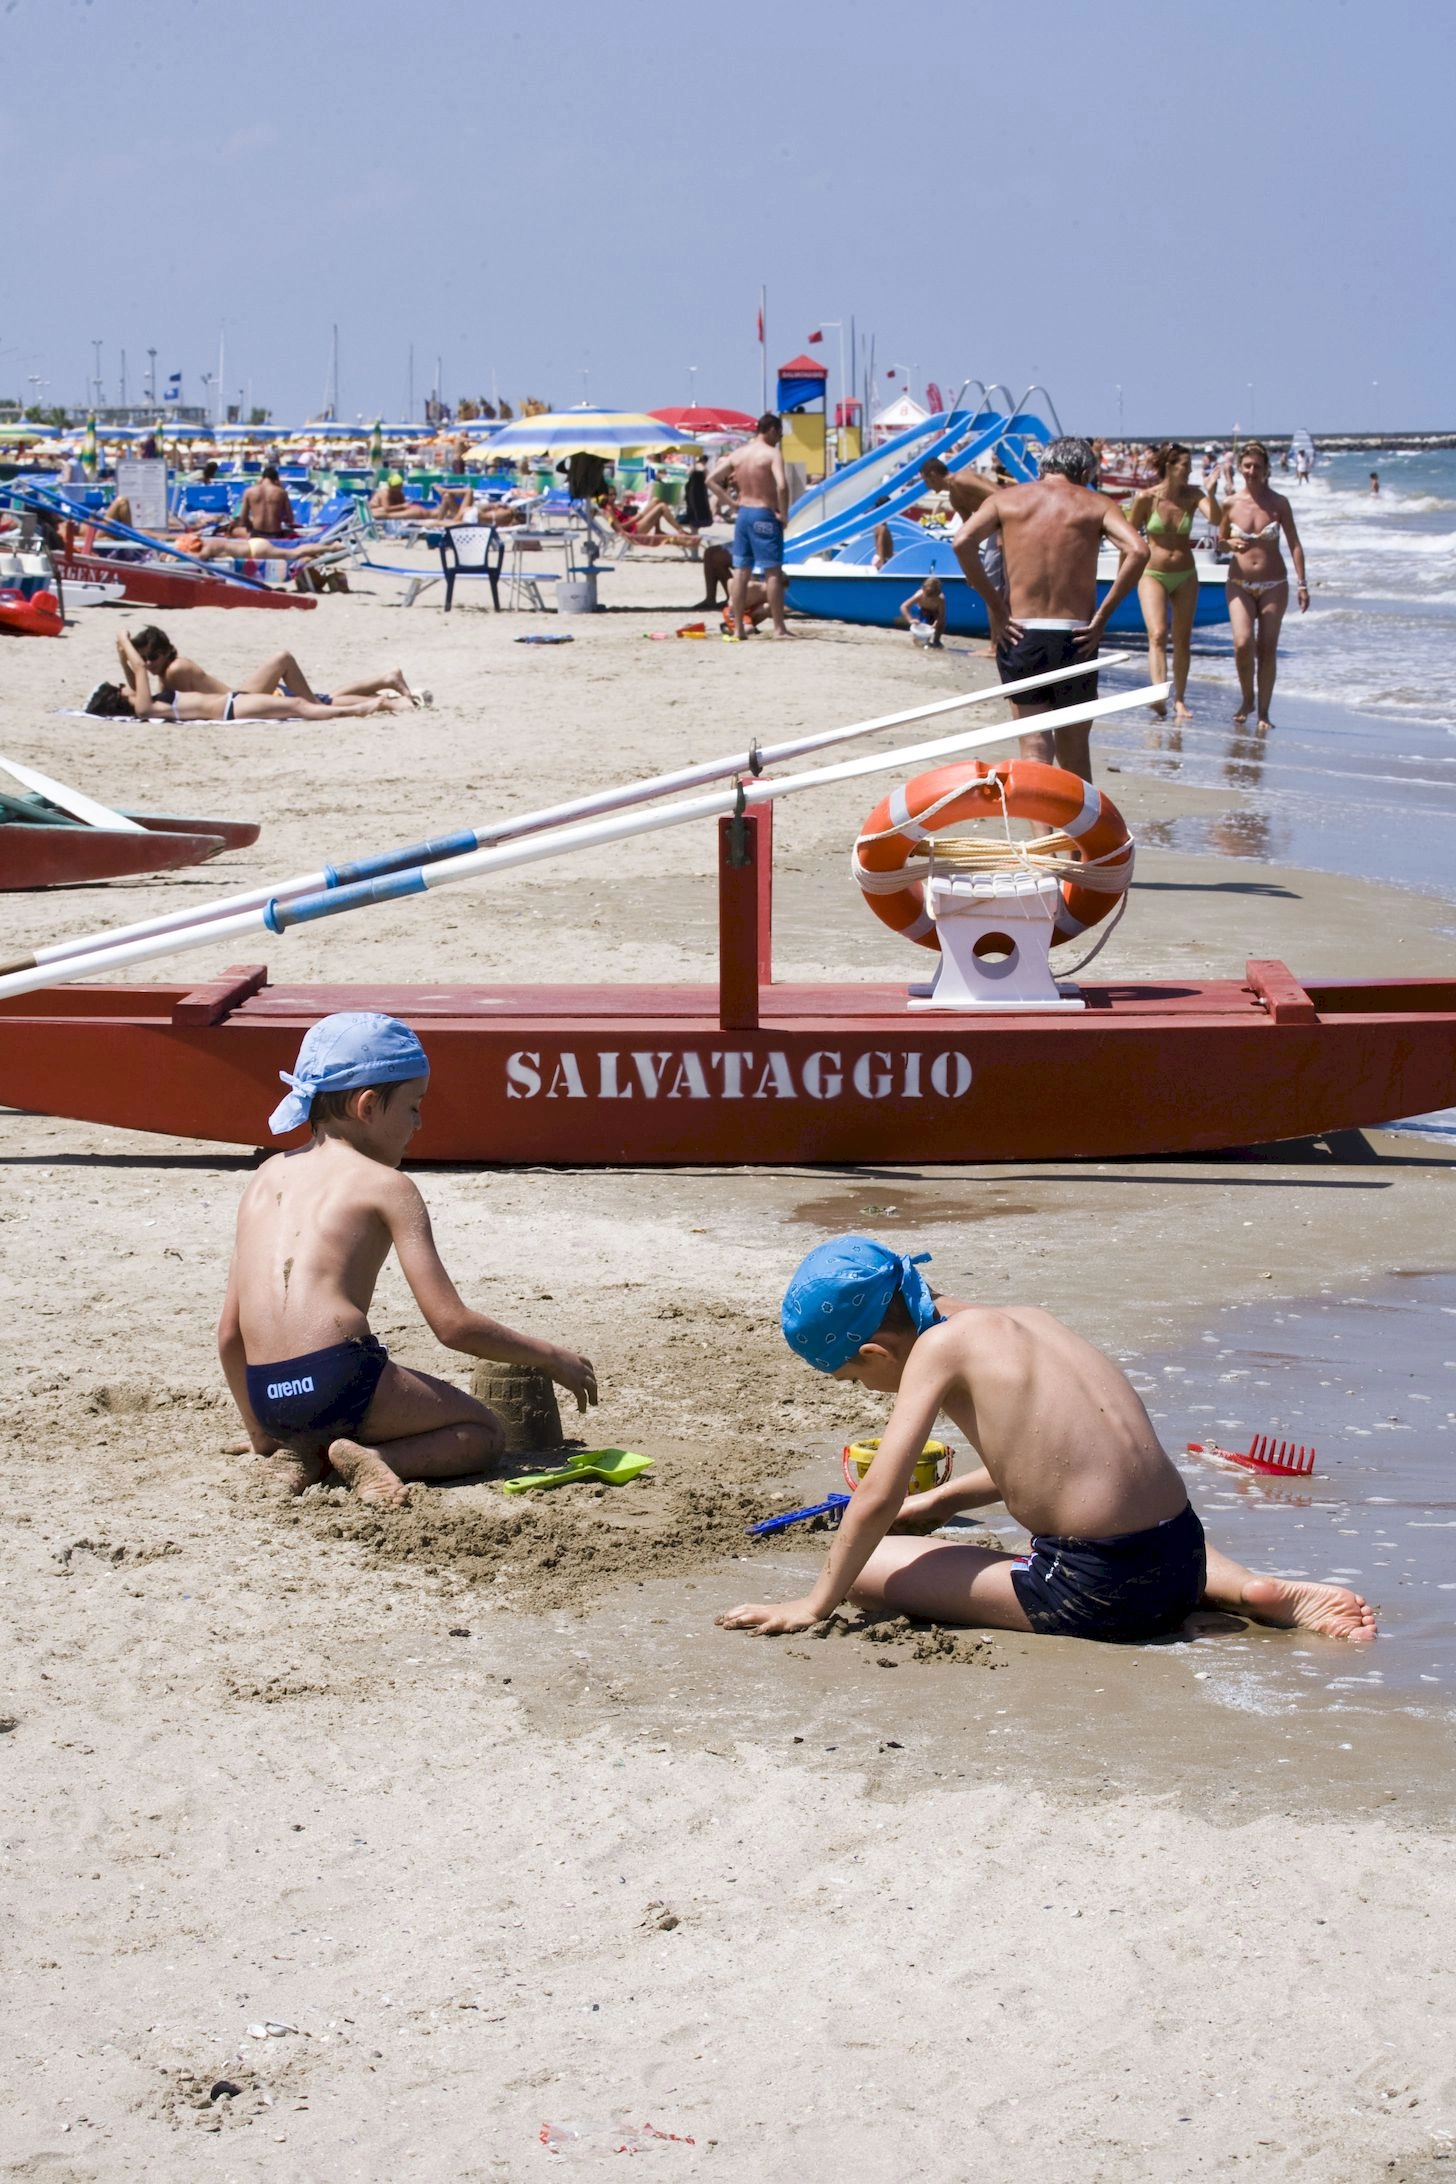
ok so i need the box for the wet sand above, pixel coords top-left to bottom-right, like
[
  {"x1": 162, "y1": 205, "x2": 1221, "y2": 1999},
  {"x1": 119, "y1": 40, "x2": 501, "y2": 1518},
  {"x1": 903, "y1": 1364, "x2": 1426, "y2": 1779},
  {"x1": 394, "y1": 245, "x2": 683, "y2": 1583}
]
[{"x1": 3, "y1": 560, "x2": 1455, "y2": 2179}]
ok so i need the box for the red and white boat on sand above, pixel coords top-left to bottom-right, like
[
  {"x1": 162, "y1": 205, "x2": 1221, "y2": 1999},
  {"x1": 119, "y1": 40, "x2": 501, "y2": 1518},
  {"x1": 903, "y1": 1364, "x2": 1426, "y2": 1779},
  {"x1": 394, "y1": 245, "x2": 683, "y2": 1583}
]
[
  {"x1": 1, "y1": 811, "x2": 261, "y2": 889},
  {"x1": 0, "y1": 753, "x2": 260, "y2": 888},
  {"x1": 1, "y1": 809, "x2": 1450, "y2": 1161},
  {"x1": 52, "y1": 544, "x2": 317, "y2": 613}
]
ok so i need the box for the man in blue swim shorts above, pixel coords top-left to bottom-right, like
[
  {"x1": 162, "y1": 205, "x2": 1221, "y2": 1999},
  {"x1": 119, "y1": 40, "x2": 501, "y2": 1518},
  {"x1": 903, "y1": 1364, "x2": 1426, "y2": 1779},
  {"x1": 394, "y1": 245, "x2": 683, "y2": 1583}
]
[
  {"x1": 709, "y1": 412, "x2": 791, "y2": 639},
  {"x1": 718, "y1": 1235, "x2": 1377, "y2": 1646},
  {"x1": 218, "y1": 1012, "x2": 596, "y2": 1506}
]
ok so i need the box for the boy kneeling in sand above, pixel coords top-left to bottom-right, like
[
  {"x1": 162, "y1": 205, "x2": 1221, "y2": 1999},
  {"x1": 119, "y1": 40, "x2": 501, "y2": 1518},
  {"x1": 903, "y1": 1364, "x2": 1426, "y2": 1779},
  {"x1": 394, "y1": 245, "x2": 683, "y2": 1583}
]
[
  {"x1": 218, "y1": 1013, "x2": 596, "y2": 1506},
  {"x1": 719, "y1": 1237, "x2": 1375, "y2": 1645}
]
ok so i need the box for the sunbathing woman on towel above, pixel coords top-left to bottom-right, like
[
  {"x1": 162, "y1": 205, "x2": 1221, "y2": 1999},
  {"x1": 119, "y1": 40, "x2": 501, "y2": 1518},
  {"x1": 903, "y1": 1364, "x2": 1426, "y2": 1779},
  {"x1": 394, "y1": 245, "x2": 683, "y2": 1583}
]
[
  {"x1": 85, "y1": 633, "x2": 412, "y2": 721},
  {"x1": 125, "y1": 626, "x2": 425, "y2": 708}
]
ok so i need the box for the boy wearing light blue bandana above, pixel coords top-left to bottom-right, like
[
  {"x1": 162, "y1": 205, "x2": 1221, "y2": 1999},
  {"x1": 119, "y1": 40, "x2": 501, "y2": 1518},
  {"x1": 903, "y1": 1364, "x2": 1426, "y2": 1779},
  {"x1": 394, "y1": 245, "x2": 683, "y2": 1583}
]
[
  {"x1": 218, "y1": 1012, "x2": 597, "y2": 1506},
  {"x1": 719, "y1": 1235, "x2": 1376, "y2": 1647}
]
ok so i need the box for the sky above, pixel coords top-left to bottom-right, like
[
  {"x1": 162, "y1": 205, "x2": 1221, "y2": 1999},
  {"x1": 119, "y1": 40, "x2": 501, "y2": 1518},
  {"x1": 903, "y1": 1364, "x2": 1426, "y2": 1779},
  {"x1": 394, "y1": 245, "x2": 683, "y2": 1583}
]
[{"x1": 3, "y1": 0, "x2": 1450, "y2": 435}]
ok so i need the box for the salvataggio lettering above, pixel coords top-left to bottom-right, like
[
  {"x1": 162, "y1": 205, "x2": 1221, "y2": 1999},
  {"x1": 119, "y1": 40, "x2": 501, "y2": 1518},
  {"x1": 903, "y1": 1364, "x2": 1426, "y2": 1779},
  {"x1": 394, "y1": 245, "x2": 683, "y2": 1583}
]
[{"x1": 504, "y1": 1048, "x2": 973, "y2": 1102}]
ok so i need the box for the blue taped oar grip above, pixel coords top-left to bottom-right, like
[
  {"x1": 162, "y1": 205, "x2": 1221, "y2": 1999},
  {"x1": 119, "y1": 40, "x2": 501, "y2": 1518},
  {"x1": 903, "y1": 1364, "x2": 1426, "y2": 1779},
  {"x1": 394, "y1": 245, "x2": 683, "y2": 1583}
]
[
  {"x1": 324, "y1": 830, "x2": 477, "y2": 888},
  {"x1": 266, "y1": 867, "x2": 428, "y2": 932}
]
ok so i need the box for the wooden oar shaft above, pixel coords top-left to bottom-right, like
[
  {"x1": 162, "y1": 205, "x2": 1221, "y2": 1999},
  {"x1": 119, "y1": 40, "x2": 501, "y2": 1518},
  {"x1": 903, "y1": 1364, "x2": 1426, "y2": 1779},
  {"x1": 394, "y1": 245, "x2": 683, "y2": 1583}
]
[
  {"x1": 13, "y1": 653, "x2": 1129, "y2": 975},
  {"x1": 0, "y1": 681, "x2": 1165, "y2": 1001}
]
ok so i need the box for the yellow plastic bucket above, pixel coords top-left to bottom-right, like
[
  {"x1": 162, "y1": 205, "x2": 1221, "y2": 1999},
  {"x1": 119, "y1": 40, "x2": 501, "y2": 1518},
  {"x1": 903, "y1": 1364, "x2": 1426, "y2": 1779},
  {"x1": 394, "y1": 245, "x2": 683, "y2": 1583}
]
[{"x1": 842, "y1": 1437, "x2": 953, "y2": 1497}]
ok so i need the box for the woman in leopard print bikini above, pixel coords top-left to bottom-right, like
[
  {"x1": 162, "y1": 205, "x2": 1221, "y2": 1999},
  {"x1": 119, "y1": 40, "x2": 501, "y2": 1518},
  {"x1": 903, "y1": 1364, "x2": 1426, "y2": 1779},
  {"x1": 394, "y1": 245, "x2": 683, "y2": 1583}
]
[{"x1": 1218, "y1": 440, "x2": 1310, "y2": 730}]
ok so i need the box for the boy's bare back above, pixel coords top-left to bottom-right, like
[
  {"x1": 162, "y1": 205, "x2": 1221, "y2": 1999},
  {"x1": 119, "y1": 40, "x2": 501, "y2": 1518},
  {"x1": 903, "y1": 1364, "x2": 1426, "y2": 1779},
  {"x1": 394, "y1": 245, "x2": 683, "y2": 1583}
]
[
  {"x1": 906, "y1": 1301, "x2": 1188, "y2": 1538},
  {"x1": 232, "y1": 1137, "x2": 425, "y2": 1365}
]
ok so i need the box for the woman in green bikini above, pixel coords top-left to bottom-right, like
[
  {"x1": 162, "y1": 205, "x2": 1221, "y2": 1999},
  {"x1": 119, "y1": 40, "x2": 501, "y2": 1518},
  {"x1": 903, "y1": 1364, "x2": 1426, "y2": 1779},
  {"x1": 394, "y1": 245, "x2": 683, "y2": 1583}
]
[{"x1": 1125, "y1": 443, "x2": 1221, "y2": 721}]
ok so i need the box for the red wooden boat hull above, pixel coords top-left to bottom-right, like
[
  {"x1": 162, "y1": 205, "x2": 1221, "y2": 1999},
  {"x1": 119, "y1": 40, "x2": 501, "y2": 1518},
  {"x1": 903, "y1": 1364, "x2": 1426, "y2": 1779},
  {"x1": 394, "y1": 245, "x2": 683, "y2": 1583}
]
[
  {"x1": 1, "y1": 961, "x2": 1450, "y2": 1160},
  {"x1": 54, "y1": 550, "x2": 316, "y2": 612},
  {"x1": 1, "y1": 812, "x2": 260, "y2": 889}
]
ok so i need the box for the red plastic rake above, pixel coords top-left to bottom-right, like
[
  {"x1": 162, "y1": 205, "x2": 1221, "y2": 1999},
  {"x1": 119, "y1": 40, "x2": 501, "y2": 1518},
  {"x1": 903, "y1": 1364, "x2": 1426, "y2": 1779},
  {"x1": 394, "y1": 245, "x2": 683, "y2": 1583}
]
[{"x1": 1186, "y1": 1433, "x2": 1317, "y2": 1477}]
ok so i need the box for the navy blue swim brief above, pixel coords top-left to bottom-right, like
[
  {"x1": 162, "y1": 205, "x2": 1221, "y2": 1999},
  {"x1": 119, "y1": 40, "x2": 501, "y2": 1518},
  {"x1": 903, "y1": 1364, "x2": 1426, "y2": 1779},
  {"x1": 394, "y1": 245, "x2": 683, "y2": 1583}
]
[
  {"x1": 245, "y1": 1334, "x2": 389, "y2": 1450},
  {"x1": 1010, "y1": 1501, "x2": 1206, "y2": 1641}
]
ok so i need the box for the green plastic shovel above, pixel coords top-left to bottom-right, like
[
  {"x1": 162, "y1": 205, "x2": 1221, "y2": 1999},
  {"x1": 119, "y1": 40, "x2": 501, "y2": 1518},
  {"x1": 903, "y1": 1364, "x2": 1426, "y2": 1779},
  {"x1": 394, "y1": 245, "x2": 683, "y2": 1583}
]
[{"x1": 501, "y1": 1448, "x2": 654, "y2": 1495}]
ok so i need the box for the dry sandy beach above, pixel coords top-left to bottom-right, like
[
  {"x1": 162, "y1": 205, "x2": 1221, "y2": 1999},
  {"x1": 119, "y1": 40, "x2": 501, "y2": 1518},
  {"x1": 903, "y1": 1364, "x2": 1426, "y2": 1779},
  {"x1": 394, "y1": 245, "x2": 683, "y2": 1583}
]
[{"x1": 3, "y1": 563, "x2": 1454, "y2": 2181}]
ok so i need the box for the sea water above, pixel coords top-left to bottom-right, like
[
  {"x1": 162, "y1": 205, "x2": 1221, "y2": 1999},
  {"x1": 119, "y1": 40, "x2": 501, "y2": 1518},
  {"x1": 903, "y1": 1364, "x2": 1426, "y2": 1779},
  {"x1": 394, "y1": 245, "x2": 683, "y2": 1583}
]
[
  {"x1": 1143, "y1": 1273, "x2": 1456, "y2": 1716},
  {"x1": 1096, "y1": 445, "x2": 1456, "y2": 1141},
  {"x1": 961, "y1": 1274, "x2": 1456, "y2": 1716},
  {"x1": 1097, "y1": 446, "x2": 1456, "y2": 901}
]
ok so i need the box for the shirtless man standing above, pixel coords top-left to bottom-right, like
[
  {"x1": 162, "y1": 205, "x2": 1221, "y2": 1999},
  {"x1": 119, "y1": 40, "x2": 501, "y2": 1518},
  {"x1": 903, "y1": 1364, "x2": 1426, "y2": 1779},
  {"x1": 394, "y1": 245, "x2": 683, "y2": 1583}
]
[
  {"x1": 919, "y1": 454, "x2": 996, "y2": 522},
  {"x1": 951, "y1": 436, "x2": 1149, "y2": 781},
  {"x1": 708, "y1": 412, "x2": 791, "y2": 639},
  {"x1": 238, "y1": 466, "x2": 297, "y2": 539},
  {"x1": 922, "y1": 455, "x2": 1001, "y2": 653}
]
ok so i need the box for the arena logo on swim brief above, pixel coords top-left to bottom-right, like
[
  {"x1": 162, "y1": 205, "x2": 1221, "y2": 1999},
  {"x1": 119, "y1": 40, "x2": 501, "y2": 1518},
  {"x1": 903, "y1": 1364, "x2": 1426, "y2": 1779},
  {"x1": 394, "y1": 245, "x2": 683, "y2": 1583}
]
[
  {"x1": 503, "y1": 1048, "x2": 974, "y2": 1102},
  {"x1": 266, "y1": 1375, "x2": 316, "y2": 1399}
]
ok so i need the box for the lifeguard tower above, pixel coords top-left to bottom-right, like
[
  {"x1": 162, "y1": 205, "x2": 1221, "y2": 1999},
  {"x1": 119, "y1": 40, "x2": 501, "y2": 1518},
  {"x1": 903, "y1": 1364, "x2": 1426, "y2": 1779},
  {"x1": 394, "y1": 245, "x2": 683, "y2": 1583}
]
[{"x1": 777, "y1": 352, "x2": 828, "y2": 485}]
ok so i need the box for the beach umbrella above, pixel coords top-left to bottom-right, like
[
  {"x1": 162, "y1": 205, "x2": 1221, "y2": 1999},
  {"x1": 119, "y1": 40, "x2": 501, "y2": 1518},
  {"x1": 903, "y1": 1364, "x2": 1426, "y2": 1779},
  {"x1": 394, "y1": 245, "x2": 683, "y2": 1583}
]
[
  {"x1": 650, "y1": 405, "x2": 756, "y2": 435},
  {"x1": 0, "y1": 422, "x2": 58, "y2": 441},
  {"x1": 480, "y1": 407, "x2": 697, "y2": 457}
]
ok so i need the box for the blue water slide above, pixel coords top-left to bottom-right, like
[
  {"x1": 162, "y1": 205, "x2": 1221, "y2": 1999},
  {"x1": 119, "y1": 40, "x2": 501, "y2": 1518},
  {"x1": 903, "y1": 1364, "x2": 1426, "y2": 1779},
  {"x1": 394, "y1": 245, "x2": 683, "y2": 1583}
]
[
  {"x1": 785, "y1": 393, "x2": 988, "y2": 545},
  {"x1": 784, "y1": 405, "x2": 1010, "y2": 564},
  {"x1": 987, "y1": 386, "x2": 1062, "y2": 482}
]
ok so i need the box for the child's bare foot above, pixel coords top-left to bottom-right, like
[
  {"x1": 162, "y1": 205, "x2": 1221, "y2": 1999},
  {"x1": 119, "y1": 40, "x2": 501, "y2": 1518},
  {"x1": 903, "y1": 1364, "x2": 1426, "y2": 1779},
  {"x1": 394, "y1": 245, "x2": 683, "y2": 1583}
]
[
  {"x1": 258, "y1": 1448, "x2": 327, "y2": 1498},
  {"x1": 1173, "y1": 699, "x2": 1193, "y2": 722},
  {"x1": 1241, "y1": 1576, "x2": 1377, "y2": 1642},
  {"x1": 1150, "y1": 698, "x2": 1167, "y2": 719},
  {"x1": 327, "y1": 1436, "x2": 411, "y2": 1508}
]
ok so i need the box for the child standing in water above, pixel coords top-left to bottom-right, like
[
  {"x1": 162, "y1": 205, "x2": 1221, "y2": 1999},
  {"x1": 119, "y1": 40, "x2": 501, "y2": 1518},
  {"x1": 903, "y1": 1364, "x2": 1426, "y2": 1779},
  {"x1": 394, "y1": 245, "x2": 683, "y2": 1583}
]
[
  {"x1": 218, "y1": 1013, "x2": 596, "y2": 1506},
  {"x1": 719, "y1": 1237, "x2": 1375, "y2": 1645}
]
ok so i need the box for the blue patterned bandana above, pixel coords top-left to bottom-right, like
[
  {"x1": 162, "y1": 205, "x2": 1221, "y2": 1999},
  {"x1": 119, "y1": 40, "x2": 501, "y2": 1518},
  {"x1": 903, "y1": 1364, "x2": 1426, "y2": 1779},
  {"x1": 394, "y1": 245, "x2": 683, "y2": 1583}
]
[
  {"x1": 781, "y1": 1235, "x2": 937, "y2": 1374},
  {"x1": 269, "y1": 1011, "x2": 430, "y2": 1137}
]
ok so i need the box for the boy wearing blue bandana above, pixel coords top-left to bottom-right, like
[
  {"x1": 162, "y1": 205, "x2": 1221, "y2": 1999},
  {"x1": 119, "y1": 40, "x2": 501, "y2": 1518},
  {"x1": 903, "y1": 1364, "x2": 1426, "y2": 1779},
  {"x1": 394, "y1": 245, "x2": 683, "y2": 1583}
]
[
  {"x1": 219, "y1": 1012, "x2": 597, "y2": 1507},
  {"x1": 718, "y1": 1236, "x2": 1375, "y2": 1645}
]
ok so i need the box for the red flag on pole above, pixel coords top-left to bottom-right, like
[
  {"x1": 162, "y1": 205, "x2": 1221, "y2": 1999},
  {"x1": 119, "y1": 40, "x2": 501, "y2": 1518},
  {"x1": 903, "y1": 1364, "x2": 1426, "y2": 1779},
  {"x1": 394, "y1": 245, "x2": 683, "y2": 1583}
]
[
  {"x1": 807, "y1": 328, "x2": 823, "y2": 344},
  {"x1": 756, "y1": 305, "x2": 764, "y2": 343},
  {"x1": 926, "y1": 379, "x2": 944, "y2": 413}
]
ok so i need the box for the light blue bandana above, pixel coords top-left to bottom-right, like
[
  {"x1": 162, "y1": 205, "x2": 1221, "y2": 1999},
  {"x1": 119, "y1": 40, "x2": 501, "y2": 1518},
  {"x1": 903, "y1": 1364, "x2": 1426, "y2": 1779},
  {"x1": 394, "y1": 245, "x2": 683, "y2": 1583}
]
[
  {"x1": 781, "y1": 1235, "x2": 937, "y2": 1374},
  {"x1": 269, "y1": 1011, "x2": 430, "y2": 1137}
]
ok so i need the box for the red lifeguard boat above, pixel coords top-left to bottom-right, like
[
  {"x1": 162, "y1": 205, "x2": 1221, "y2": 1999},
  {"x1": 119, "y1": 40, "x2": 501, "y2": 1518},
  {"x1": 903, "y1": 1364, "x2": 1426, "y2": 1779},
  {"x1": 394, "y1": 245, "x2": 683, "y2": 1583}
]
[
  {"x1": 0, "y1": 813, "x2": 1450, "y2": 1159},
  {"x1": 1, "y1": 810, "x2": 260, "y2": 890},
  {"x1": 52, "y1": 545, "x2": 317, "y2": 612}
]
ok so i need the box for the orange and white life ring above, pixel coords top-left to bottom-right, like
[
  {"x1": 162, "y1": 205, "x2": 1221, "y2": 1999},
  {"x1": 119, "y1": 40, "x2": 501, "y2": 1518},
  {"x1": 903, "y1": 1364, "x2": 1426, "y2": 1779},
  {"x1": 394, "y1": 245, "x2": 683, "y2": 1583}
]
[{"x1": 853, "y1": 759, "x2": 1133, "y2": 949}]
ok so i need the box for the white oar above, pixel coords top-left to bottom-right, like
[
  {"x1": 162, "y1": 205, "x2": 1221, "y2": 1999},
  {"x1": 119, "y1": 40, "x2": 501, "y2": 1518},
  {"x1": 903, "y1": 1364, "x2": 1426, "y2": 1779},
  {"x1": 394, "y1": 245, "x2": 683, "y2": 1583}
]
[
  {"x1": 1, "y1": 651, "x2": 1129, "y2": 977},
  {"x1": 0, "y1": 680, "x2": 1166, "y2": 1001},
  {"x1": 0, "y1": 753, "x2": 144, "y2": 834}
]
